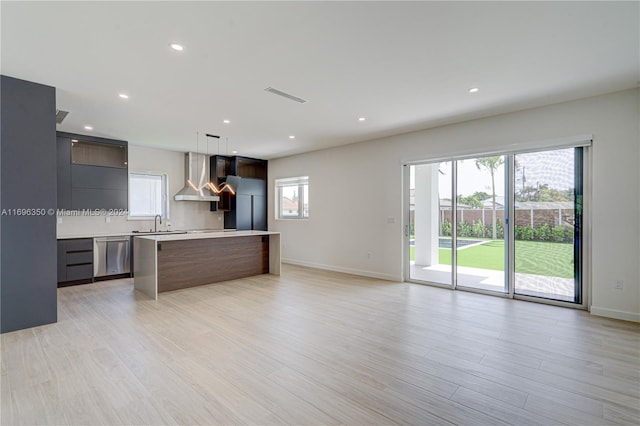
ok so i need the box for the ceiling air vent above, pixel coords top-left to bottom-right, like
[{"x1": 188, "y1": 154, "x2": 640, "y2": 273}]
[
  {"x1": 55, "y1": 109, "x2": 69, "y2": 124},
  {"x1": 264, "y1": 87, "x2": 307, "y2": 104}
]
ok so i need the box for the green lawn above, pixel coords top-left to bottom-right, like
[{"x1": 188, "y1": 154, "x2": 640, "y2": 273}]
[{"x1": 410, "y1": 239, "x2": 573, "y2": 278}]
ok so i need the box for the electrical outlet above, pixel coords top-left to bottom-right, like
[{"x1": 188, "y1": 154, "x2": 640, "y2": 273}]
[
  {"x1": 105, "y1": 216, "x2": 111, "y2": 223},
  {"x1": 614, "y1": 280, "x2": 624, "y2": 290},
  {"x1": 57, "y1": 217, "x2": 63, "y2": 224}
]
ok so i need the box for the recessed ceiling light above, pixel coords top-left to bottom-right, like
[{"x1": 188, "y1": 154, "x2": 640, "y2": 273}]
[
  {"x1": 169, "y1": 43, "x2": 184, "y2": 51},
  {"x1": 71, "y1": 139, "x2": 78, "y2": 142},
  {"x1": 118, "y1": 93, "x2": 129, "y2": 99},
  {"x1": 84, "y1": 125, "x2": 93, "y2": 131},
  {"x1": 358, "y1": 117, "x2": 366, "y2": 121},
  {"x1": 231, "y1": 150, "x2": 238, "y2": 154},
  {"x1": 468, "y1": 87, "x2": 479, "y2": 93},
  {"x1": 289, "y1": 135, "x2": 295, "y2": 139},
  {"x1": 223, "y1": 119, "x2": 230, "y2": 124}
]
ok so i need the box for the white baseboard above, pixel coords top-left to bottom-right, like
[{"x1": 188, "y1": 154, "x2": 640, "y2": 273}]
[
  {"x1": 282, "y1": 258, "x2": 400, "y2": 282},
  {"x1": 590, "y1": 306, "x2": 640, "y2": 323}
]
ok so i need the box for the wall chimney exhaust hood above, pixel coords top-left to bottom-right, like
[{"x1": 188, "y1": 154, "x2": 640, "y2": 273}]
[{"x1": 174, "y1": 152, "x2": 220, "y2": 201}]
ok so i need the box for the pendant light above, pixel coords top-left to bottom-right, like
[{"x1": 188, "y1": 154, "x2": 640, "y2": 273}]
[
  {"x1": 174, "y1": 132, "x2": 220, "y2": 201},
  {"x1": 205, "y1": 133, "x2": 239, "y2": 195}
]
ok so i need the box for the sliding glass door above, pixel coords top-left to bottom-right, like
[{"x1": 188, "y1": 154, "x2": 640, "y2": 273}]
[
  {"x1": 409, "y1": 162, "x2": 453, "y2": 286},
  {"x1": 455, "y1": 156, "x2": 507, "y2": 293},
  {"x1": 406, "y1": 147, "x2": 584, "y2": 305},
  {"x1": 513, "y1": 148, "x2": 582, "y2": 303}
]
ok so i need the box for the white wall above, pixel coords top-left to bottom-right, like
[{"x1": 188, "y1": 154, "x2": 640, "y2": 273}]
[
  {"x1": 268, "y1": 88, "x2": 640, "y2": 322},
  {"x1": 57, "y1": 145, "x2": 224, "y2": 236}
]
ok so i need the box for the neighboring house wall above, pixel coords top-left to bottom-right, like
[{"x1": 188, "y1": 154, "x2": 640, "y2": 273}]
[{"x1": 268, "y1": 88, "x2": 640, "y2": 322}]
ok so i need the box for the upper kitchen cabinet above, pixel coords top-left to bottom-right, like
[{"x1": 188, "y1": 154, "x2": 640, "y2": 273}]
[
  {"x1": 210, "y1": 155, "x2": 233, "y2": 212},
  {"x1": 214, "y1": 156, "x2": 268, "y2": 231},
  {"x1": 234, "y1": 157, "x2": 267, "y2": 180},
  {"x1": 213, "y1": 155, "x2": 232, "y2": 179},
  {"x1": 57, "y1": 132, "x2": 128, "y2": 210},
  {"x1": 71, "y1": 139, "x2": 127, "y2": 168},
  {"x1": 210, "y1": 155, "x2": 268, "y2": 213}
]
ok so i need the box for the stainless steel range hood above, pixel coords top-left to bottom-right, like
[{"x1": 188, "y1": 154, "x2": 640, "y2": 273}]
[{"x1": 174, "y1": 152, "x2": 220, "y2": 202}]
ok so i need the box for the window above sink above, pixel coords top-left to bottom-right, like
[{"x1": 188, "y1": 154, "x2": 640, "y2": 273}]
[{"x1": 129, "y1": 172, "x2": 169, "y2": 220}]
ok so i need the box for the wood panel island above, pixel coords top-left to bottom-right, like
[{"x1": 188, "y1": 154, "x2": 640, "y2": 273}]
[{"x1": 133, "y1": 231, "x2": 280, "y2": 299}]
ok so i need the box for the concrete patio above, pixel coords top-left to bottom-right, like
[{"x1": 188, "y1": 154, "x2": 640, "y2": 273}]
[{"x1": 410, "y1": 263, "x2": 575, "y2": 302}]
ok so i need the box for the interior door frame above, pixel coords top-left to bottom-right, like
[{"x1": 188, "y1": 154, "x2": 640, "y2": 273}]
[{"x1": 403, "y1": 164, "x2": 411, "y2": 283}]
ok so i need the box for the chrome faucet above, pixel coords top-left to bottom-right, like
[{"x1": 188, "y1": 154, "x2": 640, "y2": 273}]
[{"x1": 154, "y1": 215, "x2": 162, "y2": 232}]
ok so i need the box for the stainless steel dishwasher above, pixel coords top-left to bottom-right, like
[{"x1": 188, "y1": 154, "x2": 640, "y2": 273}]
[{"x1": 94, "y1": 236, "x2": 131, "y2": 277}]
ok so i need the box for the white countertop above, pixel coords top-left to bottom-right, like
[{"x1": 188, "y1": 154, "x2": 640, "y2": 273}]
[
  {"x1": 57, "y1": 229, "x2": 234, "y2": 239},
  {"x1": 58, "y1": 232, "x2": 138, "y2": 240},
  {"x1": 134, "y1": 230, "x2": 279, "y2": 242}
]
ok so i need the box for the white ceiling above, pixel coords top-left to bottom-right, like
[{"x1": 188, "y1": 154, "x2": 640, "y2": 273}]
[{"x1": 2, "y1": 1, "x2": 638, "y2": 159}]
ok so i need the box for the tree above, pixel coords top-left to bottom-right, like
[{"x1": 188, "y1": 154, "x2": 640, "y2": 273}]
[
  {"x1": 472, "y1": 191, "x2": 491, "y2": 201},
  {"x1": 539, "y1": 187, "x2": 569, "y2": 202},
  {"x1": 475, "y1": 156, "x2": 504, "y2": 239},
  {"x1": 517, "y1": 185, "x2": 537, "y2": 202},
  {"x1": 457, "y1": 194, "x2": 483, "y2": 209}
]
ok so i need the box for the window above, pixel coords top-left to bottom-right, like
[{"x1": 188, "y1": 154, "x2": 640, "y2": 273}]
[
  {"x1": 129, "y1": 172, "x2": 169, "y2": 218},
  {"x1": 275, "y1": 176, "x2": 309, "y2": 219}
]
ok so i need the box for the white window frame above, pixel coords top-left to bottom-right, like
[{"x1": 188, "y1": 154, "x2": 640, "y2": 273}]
[
  {"x1": 128, "y1": 171, "x2": 170, "y2": 220},
  {"x1": 275, "y1": 176, "x2": 309, "y2": 220}
]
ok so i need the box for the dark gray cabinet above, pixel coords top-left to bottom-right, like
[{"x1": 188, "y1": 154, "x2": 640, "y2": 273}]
[
  {"x1": 252, "y1": 195, "x2": 267, "y2": 231},
  {"x1": 70, "y1": 164, "x2": 128, "y2": 210},
  {"x1": 1, "y1": 75, "x2": 57, "y2": 333},
  {"x1": 234, "y1": 194, "x2": 253, "y2": 230},
  {"x1": 57, "y1": 132, "x2": 128, "y2": 210},
  {"x1": 213, "y1": 156, "x2": 268, "y2": 231},
  {"x1": 71, "y1": 164, "x2": 128, "y2": 189},
  {"x1": 57, "y1": 136, "x2": 72, "y2": 208},
  {"x1": 232, "y1": 179, "x2": 267, "y2": 230},
  {"x1": 57, "y1": 239, "x2": 94, "y2": 285}
]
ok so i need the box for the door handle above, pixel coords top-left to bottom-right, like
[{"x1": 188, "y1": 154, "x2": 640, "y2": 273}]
[{"x1": 404, "y1": 225, "x2": 409, "y2": 237}]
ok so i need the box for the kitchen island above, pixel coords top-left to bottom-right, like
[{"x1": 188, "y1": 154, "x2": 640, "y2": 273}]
[{"x1": 133, "y1": 230, "x2": 280, "y2": 299}]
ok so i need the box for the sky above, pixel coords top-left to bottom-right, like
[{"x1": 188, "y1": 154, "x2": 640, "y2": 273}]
[{"x1": 410, "y1": 149, "x2": 574, "y2": 197}]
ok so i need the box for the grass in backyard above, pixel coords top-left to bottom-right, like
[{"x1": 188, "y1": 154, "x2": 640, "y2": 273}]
[{"x1": 411, "y1": 240, "x2": 574, "y2": 278}]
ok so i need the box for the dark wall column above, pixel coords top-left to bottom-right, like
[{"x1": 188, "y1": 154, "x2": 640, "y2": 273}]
[{"x1": 1, "y1": 75, "x2": 57, "y2": 333}]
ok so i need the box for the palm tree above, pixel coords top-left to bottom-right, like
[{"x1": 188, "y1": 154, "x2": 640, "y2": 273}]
[{"x1": 475, "y1": 156, "x2": 504, "y2": 239}]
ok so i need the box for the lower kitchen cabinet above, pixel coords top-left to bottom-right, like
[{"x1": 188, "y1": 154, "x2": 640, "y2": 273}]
[{"x1": 57, "y1": 239, "x2": 93, "y2": 286}]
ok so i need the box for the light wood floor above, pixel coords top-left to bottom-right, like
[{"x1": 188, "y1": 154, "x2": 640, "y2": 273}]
[{"x1": 2, "y1": 265, "x2": 639, "y2": 425}]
